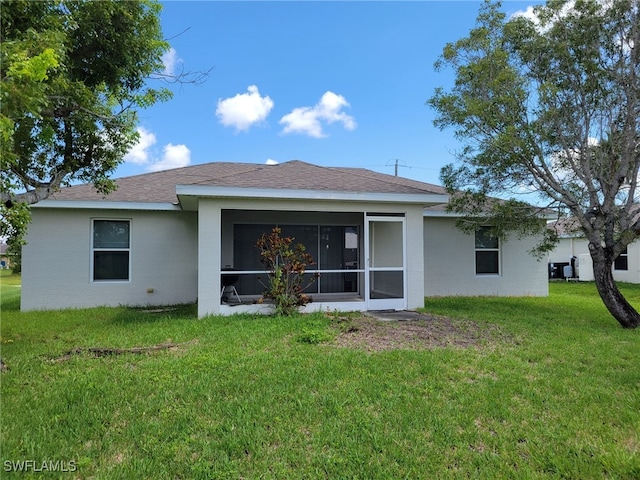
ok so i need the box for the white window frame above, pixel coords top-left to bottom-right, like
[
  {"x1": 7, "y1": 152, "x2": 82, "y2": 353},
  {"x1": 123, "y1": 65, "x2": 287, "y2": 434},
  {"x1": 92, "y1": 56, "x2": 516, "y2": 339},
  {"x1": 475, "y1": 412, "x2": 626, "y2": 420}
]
[
  {"x1": 91, "y1": 218, "x2": 131, "y2": 282},
  {"x1": 475, "y1": 227, "x2": 500, "y2": 276}
]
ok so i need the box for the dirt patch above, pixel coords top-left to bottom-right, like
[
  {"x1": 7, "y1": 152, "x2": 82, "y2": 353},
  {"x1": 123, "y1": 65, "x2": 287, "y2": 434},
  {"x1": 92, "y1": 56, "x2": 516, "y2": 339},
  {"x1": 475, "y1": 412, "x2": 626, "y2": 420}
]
[
  {"x1": 330, "y1": 313, "x2": 510, "y2": 352},
  {"x1": 51, "y1": 340, "x2": 197, "y2": 362}
]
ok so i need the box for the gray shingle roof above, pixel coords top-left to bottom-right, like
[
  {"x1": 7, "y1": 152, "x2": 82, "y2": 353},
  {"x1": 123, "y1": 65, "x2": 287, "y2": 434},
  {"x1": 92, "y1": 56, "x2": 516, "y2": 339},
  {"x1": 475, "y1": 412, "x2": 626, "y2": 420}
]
[
  {"x1": 548, "y1": 217, "x2": 582, "y2": 237},
  {"x1": 50, "y1": 160, "x2": 447, "y2": 204}
]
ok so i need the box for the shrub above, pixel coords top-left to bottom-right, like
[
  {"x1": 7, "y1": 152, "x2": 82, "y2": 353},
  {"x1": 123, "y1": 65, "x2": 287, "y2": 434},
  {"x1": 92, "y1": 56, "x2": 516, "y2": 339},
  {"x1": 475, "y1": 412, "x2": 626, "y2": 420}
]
[
  {"x1": 256, "y1": 227, "x2": 318, "y2": 316},
  {"x1": 296, "y1": 327, "x2": 333, "y2": 345}
]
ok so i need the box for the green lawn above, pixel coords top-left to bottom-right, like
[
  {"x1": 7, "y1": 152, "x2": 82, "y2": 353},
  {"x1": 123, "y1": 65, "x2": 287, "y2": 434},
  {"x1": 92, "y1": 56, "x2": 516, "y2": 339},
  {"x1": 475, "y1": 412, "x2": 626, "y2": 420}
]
[{"x1": 1, "y1": 273, "x2": 638, "y2": 479}]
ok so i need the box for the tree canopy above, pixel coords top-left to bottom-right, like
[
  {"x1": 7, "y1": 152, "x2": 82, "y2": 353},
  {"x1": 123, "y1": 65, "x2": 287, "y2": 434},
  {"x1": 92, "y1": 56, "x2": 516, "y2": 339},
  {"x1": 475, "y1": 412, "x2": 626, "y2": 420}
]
[
  {"x1": 429, "y1": 0, "x2": 640, "y2": 328},
  {"x1": 0, "y1": 0, "x2": 172, "y2": 243}
]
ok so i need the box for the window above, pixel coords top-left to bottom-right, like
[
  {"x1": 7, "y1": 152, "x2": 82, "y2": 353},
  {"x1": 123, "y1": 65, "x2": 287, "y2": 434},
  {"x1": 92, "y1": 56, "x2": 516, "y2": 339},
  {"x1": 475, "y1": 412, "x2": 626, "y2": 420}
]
[
  {"x1": 614, "y1": 247, "x2": 628, "y2": 271},
  {"x1": 92, "y1": 220, "x2": 130, "y2": 281},
  {"x1": 475, "y1": 227, "x2": 499, "y2": 275}
]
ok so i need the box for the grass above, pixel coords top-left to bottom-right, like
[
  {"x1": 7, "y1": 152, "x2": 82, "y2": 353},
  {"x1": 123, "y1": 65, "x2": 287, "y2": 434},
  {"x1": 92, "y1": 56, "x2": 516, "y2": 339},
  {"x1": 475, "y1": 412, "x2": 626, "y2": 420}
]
[{"x1": 1, "y1": 272, "x2": 639, "y2": 479}]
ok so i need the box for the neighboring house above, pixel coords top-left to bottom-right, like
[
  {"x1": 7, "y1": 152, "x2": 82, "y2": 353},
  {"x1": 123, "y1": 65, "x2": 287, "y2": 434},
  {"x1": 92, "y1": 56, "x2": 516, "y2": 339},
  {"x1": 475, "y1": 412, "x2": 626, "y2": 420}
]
[
  {"x1": 0, "y1": 243, "x2": 11, "y2": 269},
  {"x1": 21, "y1": 160, "x2": 549, "y2": 317},
  {"x1": 548, "y1": 218, "x2": 640, "y2": 283}
]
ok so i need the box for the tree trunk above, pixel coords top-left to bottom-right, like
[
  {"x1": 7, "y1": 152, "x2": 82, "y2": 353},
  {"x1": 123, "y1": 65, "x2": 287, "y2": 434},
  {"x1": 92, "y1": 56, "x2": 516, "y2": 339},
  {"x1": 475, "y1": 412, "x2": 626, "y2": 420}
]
[{"x1": 590, "y1": 245, "x2": 640, "y2": 329}]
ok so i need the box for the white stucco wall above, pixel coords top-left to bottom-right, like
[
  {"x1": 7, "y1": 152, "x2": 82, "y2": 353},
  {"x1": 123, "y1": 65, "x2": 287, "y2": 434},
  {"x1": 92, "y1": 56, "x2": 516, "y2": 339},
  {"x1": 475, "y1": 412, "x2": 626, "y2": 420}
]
[
  {"x1": 550, "y1": 237, "x2": 640, "y2": 283},
  {"x1": 423, "y1": 217, "x2": 548, "y2": 297},
  {"x1": 548, "y1": 237, "x2": 582, "y2": 264},
  {"x1": 22, "y1": 202, "x2": 551, "y2": 313},
  {"x1": 22, "y1": 208, "x2": 198, "y2": 311}
]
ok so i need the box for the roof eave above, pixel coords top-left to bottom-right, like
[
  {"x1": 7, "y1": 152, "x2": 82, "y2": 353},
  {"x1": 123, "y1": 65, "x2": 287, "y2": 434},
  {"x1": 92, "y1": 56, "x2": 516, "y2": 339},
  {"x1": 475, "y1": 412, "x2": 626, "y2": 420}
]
[
  {"x1": 424, "y1": 209, "x2": 556, "y2": 220},
  {"x1": 176, "y1": 185, "x2": 448, "y2": 208},
  {"x1": 33, "y1": 200, "x2": 181, "y2": 211}
]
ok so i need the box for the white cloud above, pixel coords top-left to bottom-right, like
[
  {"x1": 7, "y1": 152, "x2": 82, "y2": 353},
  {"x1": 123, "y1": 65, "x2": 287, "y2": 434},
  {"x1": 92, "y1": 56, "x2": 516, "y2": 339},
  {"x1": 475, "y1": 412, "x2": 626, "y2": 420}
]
[
  {"x1": 279, "y1": 91, "x2": 357, "y2": 138},
  {"x1": 265, "y1": 158, "x2": 279, "y2": 165},
  {"x1": 124, "y1": 127, "x2": 157, "y2": 164},
  {"x1": 124, "y1": 127, "x2": 191, "y2": 172},
  {"x1": 147, "y1": 143, "x2": 191, "y2": 172},
  {"x1": 510, "y1": 1, "x2": 582, "y2": 31},
  {"x1": 510, "y1": 5, "x2": 537, "y2": 22},
  {"x1": 216, "y1": 85, "x2": 274, "y2": 131},
  {"x1": 161, "y1": 47, "x2": 182, "y2": 77}
]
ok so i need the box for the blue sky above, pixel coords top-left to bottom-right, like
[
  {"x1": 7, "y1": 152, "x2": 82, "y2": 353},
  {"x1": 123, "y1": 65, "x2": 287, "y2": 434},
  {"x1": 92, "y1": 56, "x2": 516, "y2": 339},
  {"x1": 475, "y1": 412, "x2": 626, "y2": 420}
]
[{"x1": 118, "y1": 1, "x2": 536, "y2": 186}]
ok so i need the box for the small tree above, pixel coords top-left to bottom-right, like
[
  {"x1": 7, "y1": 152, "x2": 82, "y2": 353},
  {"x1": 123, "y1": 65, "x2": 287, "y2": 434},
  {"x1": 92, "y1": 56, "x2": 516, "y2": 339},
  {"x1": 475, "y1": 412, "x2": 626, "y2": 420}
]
[{"x1": 256, "y1": 227, "x2": 318, "y2": 316}]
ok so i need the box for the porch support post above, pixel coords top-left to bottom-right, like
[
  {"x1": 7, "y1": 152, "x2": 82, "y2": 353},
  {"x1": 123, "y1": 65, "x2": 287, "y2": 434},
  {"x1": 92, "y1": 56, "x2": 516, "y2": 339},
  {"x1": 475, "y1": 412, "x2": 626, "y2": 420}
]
[
  {"x1": 198, "y1": 199, "x2": 222, "y2": 318},
  {"x1": 406, "y1": 206, "x2": 425, "y2": 310}
]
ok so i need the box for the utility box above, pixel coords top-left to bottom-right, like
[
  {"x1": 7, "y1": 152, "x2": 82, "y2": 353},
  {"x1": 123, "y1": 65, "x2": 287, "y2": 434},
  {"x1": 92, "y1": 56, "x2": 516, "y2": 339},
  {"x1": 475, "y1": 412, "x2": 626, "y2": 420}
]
[{"x1": 578, "y1": 254, "x2": 594, "y2": 281}]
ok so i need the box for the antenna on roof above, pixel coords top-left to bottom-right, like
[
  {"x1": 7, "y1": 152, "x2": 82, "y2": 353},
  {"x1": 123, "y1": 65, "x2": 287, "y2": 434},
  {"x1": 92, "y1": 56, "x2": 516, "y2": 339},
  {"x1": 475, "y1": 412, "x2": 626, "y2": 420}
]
[{"x1": 386, "y1": 158, "x2": 407, "y2": 176}]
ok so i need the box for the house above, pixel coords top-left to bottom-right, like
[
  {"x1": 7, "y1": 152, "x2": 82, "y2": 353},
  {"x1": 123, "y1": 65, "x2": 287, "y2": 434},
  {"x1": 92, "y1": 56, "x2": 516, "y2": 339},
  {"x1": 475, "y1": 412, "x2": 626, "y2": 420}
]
[
  {"x1": 548, "y1": 218, "x2": 640, "y2": 283},
  {"x1": 0, "y1": 243, "x2": 11, "y2": 269},
  {"x1": 21, "y1": 160, "x2": 549, "y2": 317}
]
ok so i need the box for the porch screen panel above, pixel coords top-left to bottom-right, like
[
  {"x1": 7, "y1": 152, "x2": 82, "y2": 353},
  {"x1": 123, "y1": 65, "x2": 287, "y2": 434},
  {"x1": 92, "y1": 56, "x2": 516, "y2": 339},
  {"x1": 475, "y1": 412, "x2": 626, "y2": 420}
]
[
  {"x1": 319, "y1": 226, "x2": 359, "y2": 293},
  {"x1": 280, "y1": 225, "x2": 318, "y2": 259},
  {"x1": 232, "y1": 223, "x2": 359, "y2": 296},
  {"x1": 233, "y1": 224, "x2": 272, "y2": 270},
  {"x1": 320, "y1": 273, "x2": 358, "y2": 293},
  {"x1": 233, "y1": 224, "x2": 272, "y2": 295},
  {"x1": 370, "y1": 222, "x2": 403, "y2": 268},
  {"x1": 369, "y1": 271, "x2": 403, "y2": 298},
  {"x1": 233, "y1": 224, "x2": 319, "y2": 269}
]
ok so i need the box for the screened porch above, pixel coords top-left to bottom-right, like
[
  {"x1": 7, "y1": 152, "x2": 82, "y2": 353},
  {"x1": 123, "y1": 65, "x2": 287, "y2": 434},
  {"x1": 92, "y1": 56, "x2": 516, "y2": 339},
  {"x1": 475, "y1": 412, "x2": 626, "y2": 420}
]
[{"x1": 220, "y1": 210, "x2": 366, "y2": 306}]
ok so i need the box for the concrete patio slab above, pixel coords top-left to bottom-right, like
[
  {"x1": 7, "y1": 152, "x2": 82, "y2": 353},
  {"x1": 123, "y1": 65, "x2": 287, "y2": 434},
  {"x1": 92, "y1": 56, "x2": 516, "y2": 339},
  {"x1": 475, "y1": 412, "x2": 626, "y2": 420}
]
[{"x1": 364, "y1": 310, "x2": 429, "y2": 322}]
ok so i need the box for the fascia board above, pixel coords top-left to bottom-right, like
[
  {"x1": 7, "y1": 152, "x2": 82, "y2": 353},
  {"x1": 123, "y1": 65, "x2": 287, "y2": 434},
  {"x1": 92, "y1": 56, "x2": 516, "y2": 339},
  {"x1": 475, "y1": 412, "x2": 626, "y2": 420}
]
[
  {"x1": 423, "y1": 209, "x2": 454, "y2": 217},
  {"x1": 176, "y1": 185, "x2": 448, "y2": 205},
  {"x1": 33, "y1": 200, "x2": 180, "y2": 211},
  {"x1": 557, "y1": 233, "x2": 584, "y2": 239},
  {"x1": 424, "y1": 209, "x2": 556, "y2": 220}
]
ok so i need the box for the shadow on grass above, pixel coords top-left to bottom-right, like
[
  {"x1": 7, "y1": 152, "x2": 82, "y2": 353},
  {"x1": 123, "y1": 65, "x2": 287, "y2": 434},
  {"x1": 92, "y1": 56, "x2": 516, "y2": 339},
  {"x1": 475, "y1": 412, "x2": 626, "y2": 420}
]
[
  {"x1": 1, "y1": 294, "x2": 21, "y2": 312},
  {"x1": 0, "y1": 286, "x2": 199, "y2": 325},
  {"x1": 108, "y1": 303, "x2": 199, "y2": 324}
]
